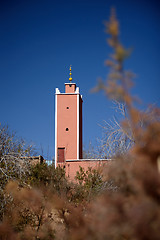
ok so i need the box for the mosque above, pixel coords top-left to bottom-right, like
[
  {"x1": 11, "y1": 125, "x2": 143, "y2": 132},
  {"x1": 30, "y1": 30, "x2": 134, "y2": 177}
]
[{"x1": 55, "y1": 67, "x2": 109, "y2": 180}]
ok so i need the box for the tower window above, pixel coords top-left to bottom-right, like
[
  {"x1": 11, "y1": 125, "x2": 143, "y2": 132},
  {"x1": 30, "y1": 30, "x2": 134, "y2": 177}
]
[
  {"x1": 66, "y1": 128, "x2": 69, "y2": 131},
  {"x1": 66, "y1": 107, "x2": 69, "y2": 109}
]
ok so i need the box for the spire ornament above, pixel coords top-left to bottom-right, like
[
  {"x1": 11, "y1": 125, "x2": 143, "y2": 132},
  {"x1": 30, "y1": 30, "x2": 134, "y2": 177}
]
[{"x1": 69, "y1": 65, "x2": 72, "y2": 82}]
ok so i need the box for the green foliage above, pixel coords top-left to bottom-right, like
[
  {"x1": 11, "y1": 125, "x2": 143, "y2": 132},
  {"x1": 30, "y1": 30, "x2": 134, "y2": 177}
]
[
  {"x1": 74, "y1": 166, "x2": 104, "y2": 202},
  {"x1": 76, "y1": 166, "x2": 102, "y2": 188},
  {"x1": 29, "y1": 162, "x2": 54, "y2": 186},
  {"x1": 29, "y1": 163, "x2": 68, "y2": 195}
]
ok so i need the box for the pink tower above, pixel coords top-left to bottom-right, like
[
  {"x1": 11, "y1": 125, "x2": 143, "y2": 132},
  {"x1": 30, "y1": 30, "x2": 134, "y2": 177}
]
[{"x1": 55, "y1": 67, "x2": 83, "y2": 167}]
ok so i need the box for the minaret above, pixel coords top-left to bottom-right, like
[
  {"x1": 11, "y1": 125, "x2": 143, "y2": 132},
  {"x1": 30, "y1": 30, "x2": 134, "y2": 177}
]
[{"x1": 55, "y1": 66, "x2": 83, "y2": 167}]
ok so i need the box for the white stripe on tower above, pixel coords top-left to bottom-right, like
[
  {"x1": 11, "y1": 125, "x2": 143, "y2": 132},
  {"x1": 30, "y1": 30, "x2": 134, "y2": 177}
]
[{"x1": 77, "y1": 94, "x2": 79, "y2": 159}]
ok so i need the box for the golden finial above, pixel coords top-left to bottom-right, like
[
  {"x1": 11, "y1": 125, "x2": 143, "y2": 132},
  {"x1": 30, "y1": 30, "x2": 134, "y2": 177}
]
[{"x1": 69, "y1": 65, "x2": 72, "y2": 82}]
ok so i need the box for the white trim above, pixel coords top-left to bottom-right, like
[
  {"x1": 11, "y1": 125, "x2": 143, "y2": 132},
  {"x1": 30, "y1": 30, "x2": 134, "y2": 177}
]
[
  {"x1": 55, "y1": 93, "x2": 79, "y2": 95},
  {"x1": 55, "y1": 93, "x2": 57, "y2": 168},
  {"x1": 77, "y1": 94, "x2": 79, "y2": 159},
  {"x1": 75, "y1": 87, "x2": 79, "y2": 93},
  {"x1": 64, "y1": 83, "x2": 76, "y2": 85},
  {"x1": 66, "y1": 159, "x2": 112, "y2": 162},
  {"x1": 55, "y1": 88, "x2": 60, "y2": 94}
]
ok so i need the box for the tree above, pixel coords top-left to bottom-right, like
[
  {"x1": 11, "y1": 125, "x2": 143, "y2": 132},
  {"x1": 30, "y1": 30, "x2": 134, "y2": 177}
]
[
  {"x1": 28, "y1": 163, "x2": 69, "y2": 196},
  {"x1": 0, "y1": 123, "x2": 35, "y2": 220},
  {"x1": 91, "y1": 8, "x2": 160, "y2": 159},
  {"x1": 83, "y1": 100, "x2": 135, "y2": 159},
  {"x1": 97, "y1": 100, "x2": 134, "y2": 158},
  {"x1": 73, "y1": 166, "x2": 104, "y2": 202}
]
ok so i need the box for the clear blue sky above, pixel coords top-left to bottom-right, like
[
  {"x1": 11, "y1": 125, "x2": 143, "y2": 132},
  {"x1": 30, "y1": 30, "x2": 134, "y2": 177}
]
[{"x1": 0, "y1": 0, "x2": 160, "y2": 160}]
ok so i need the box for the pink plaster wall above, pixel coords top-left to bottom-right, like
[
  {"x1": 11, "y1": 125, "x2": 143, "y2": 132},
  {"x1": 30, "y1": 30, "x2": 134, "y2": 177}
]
[
  {"x1": 57, "y1": 94, "x2": 77, "y2": 160},
  {"x1": 79, "y1": 95, "x2": 83, "y2": 159},
  {"x1": 65, "y1": 83, "x2": 76, "y2": 93},
  {"x1": 64, "y1": 160, "x2": 110, "y2": 181}
]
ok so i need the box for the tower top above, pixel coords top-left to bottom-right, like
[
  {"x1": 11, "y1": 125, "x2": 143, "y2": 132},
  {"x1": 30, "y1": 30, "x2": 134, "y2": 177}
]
[{"x1": 69, "y1": 65, "x2": 72, "y2": 82}]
